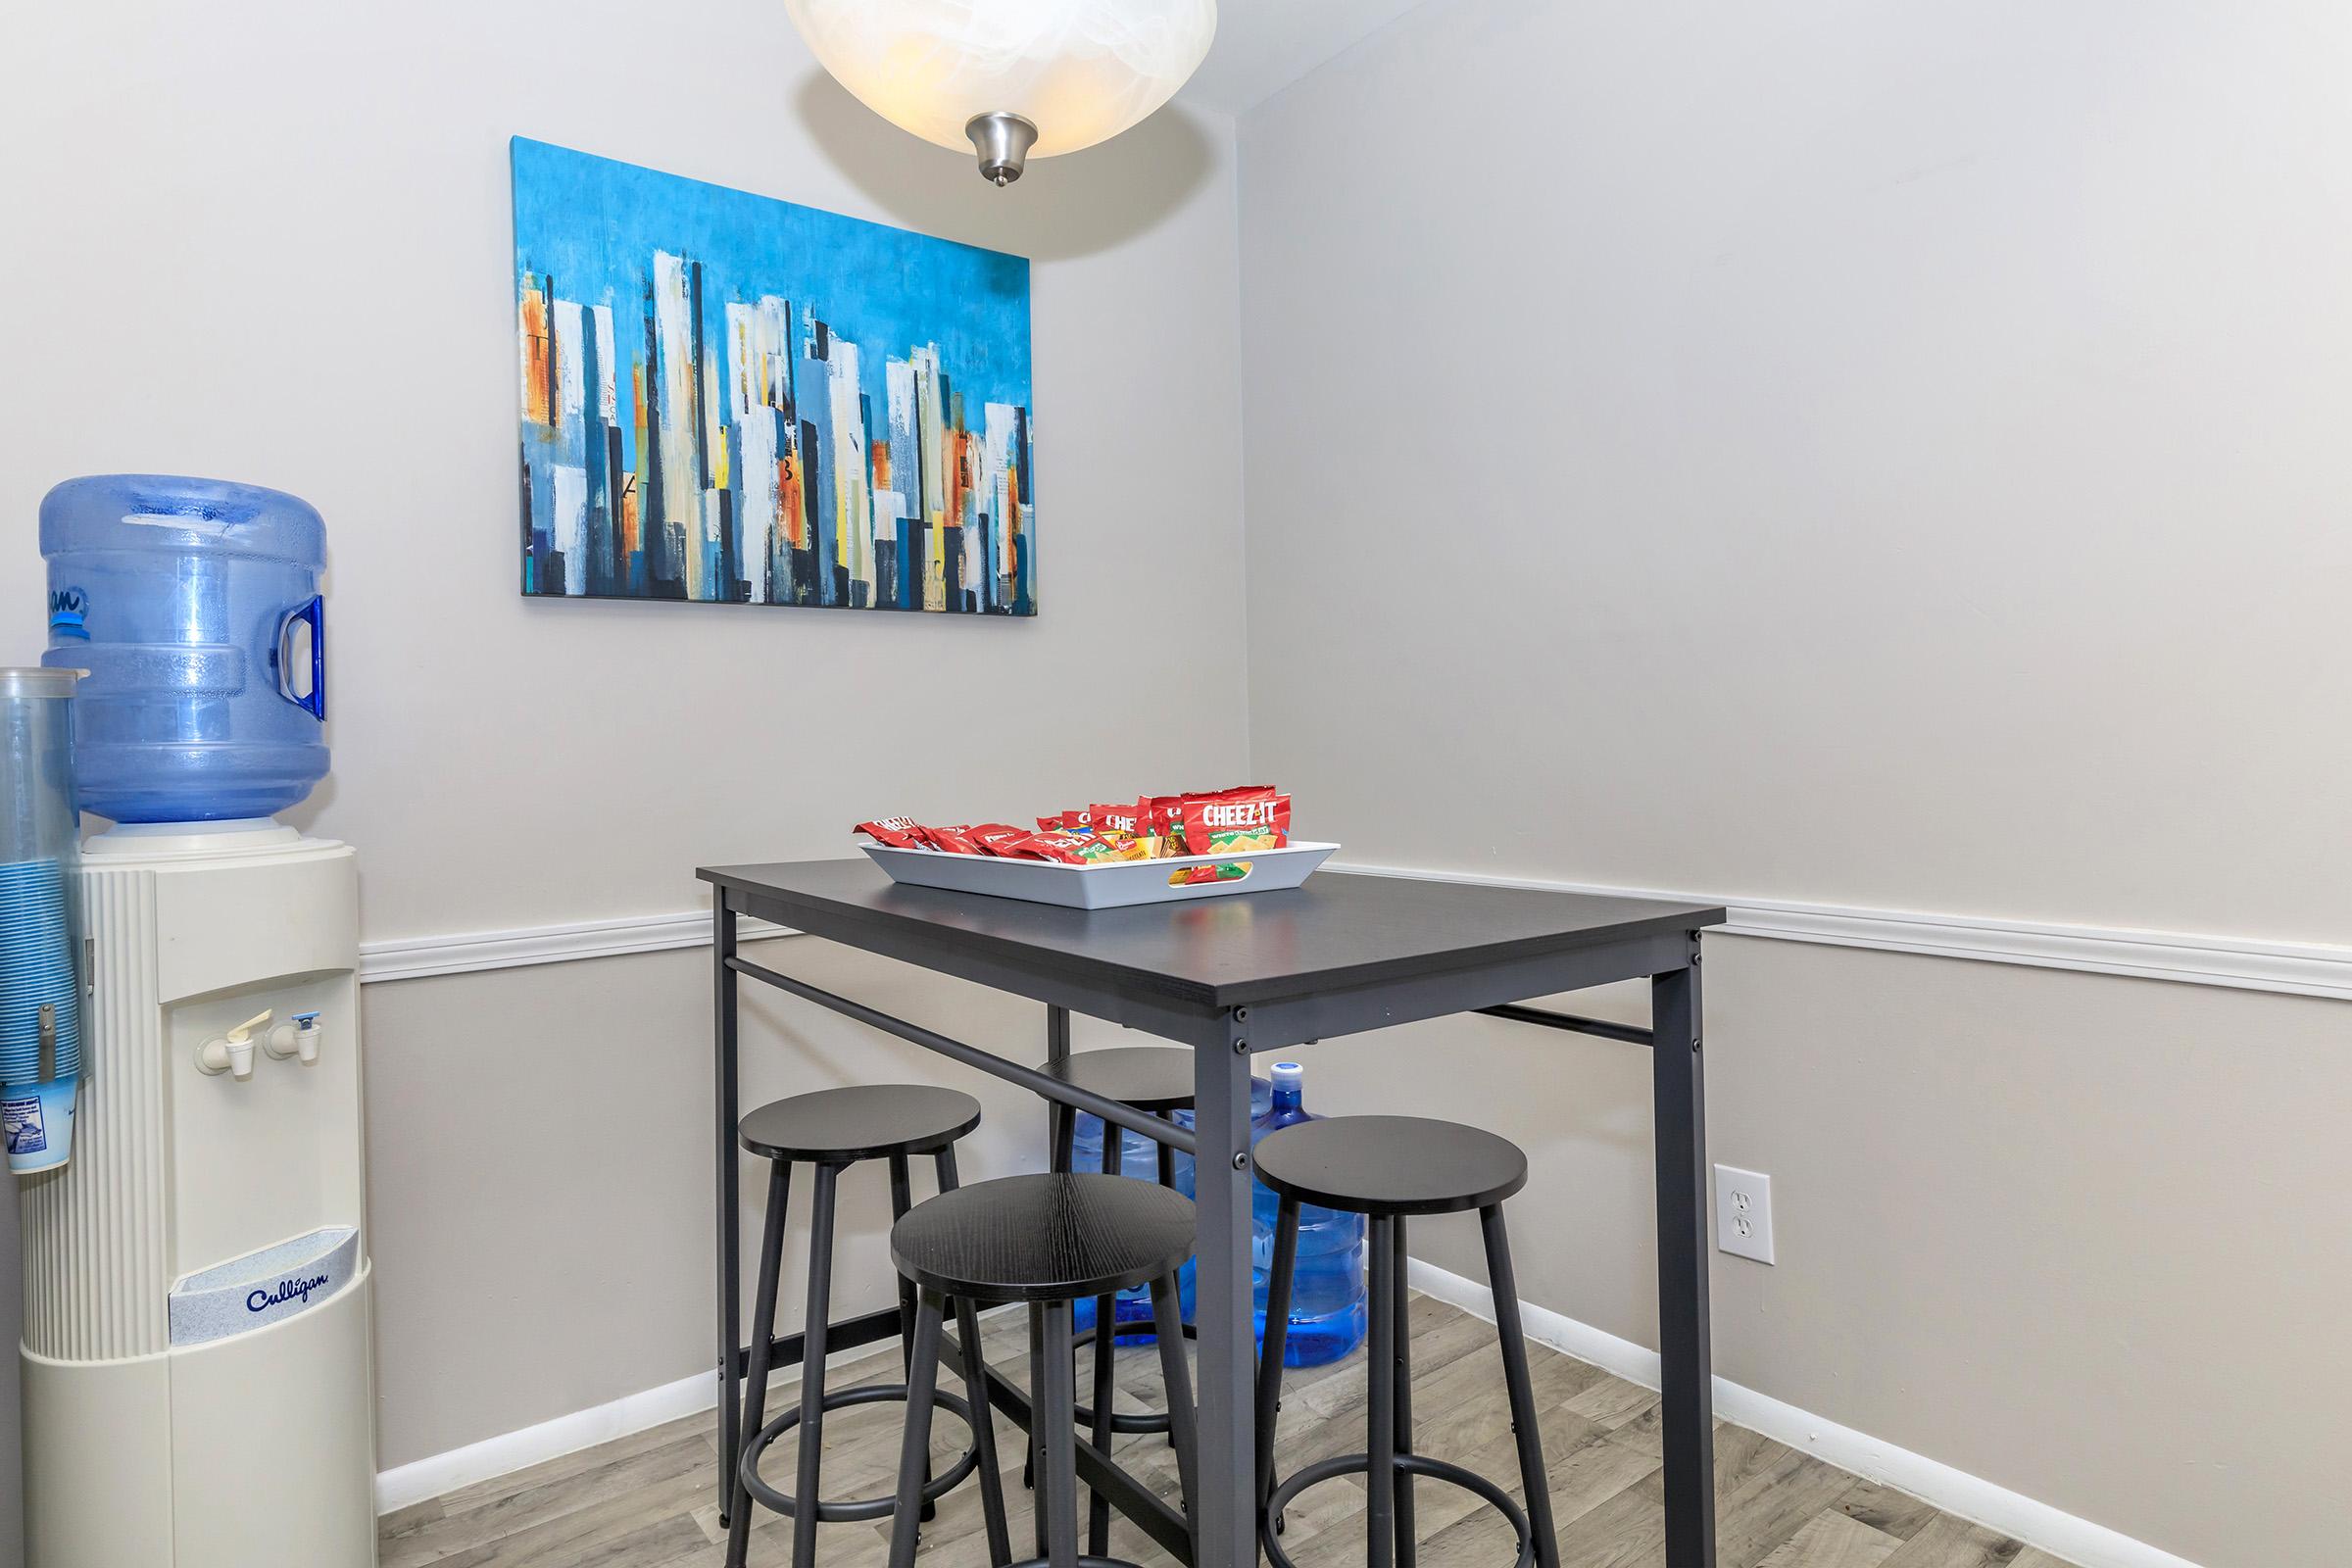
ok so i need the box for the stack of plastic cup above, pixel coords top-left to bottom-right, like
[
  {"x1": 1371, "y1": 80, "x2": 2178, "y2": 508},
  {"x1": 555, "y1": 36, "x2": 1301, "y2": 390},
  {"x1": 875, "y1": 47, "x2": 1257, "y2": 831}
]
[{"x1": 0, "y1": 669, "x2": 86, "y2": 1174}]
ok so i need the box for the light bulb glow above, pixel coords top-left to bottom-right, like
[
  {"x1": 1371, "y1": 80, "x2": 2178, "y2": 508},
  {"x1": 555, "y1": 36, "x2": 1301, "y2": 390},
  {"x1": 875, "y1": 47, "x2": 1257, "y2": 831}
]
[{"x1": 786, "y1": 0, "x2": 1216, "y2": 161}]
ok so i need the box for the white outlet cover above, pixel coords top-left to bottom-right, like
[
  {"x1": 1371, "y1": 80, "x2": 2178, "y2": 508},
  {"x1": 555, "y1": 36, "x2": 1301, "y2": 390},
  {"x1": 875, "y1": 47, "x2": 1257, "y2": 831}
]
[{"x1": 1713, "y1": 1164, "x2": 1775, "y2": 1265}]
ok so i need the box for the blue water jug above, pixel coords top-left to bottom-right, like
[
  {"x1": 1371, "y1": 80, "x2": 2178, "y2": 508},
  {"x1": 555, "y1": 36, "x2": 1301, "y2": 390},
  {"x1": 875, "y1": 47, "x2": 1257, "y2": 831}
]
[
  {"x1": 1071, "y1": 1074, "x2": 1272, "y2": 1342},
  {"x1": 40, "y1": 475, "x2": 328, "y2": 823},
  {"x1": 1249, "y1": 1062, "x2": 1367, "y2": 1366}
]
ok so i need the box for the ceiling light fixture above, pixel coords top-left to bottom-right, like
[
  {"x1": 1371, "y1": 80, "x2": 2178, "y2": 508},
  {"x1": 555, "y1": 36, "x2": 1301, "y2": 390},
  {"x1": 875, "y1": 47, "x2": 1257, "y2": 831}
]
[{"x1": 784, "y1": 0, "x2": 1218, "y2": 185}]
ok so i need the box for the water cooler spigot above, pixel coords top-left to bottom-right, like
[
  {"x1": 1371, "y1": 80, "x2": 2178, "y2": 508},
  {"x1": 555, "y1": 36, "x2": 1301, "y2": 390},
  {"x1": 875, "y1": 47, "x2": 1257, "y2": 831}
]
[
  {"x1": 265, "y1": 1011, "x2": 323, "y2": 1064},
  {"x1": 197, "y1": 1009, "x2": 272, "y2": 1081}
]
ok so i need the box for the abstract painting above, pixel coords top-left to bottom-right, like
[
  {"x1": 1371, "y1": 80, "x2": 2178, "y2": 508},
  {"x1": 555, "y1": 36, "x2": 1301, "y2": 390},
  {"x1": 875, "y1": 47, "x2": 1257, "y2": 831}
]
[{"x1": 512, "y1": 137, "x2": 1036, "y2": 613}]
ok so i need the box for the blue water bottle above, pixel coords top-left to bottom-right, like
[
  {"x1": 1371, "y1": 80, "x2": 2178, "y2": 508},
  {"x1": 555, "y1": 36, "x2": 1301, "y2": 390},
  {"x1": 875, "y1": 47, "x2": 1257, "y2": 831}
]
[
  {"x1": 40, "y1": 474, "x2": 329, "y2": 823},
  {"x1": 1075, "y1": 1074, "x2": 1271, "y2": 1341},
  {"x1": 1250, "y1": 1062, "x2": 1367, "y2": 1365}
]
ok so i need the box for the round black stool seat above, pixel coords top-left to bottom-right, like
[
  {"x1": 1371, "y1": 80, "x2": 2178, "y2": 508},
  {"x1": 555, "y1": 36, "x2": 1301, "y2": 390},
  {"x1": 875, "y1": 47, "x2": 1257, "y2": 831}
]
[
  {"x1": 892, "y1": 1173, "x2": 1197, "y2": 1304},
  {"x1": 1253, "y1": 1114, "x2": 1527, "y2": 1215},
  {"x1": 739, "y1": 1084, "x2": 981, "y2": 1163},
  {"x1": 1033, "y1": 1046, "x2": 1197, "y2": 1113}
]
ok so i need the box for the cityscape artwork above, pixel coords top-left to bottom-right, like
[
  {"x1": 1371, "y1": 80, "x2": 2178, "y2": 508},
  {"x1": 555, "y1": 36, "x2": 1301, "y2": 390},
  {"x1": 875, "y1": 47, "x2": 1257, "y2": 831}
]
[{"x1": 512, "y1": 138, "x2": 1036, "y2": 613}]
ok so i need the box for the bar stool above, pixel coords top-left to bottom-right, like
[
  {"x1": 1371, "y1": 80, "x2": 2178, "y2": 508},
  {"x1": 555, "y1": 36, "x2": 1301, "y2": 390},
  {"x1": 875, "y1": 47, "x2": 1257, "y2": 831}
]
[
  {"x1": 726, "y1": 1085, "x2": 1009, "y2": 1568},
  {"x1": 1253, "y1": 1116, "x2": 1560, "y2": 1568},
  {"x1": 1037, "y1": 1047, "x2": 1198, "y2": 1547},
  {"x1": 886, "y1": 1172, "x2": 1200, "y2": 1568}
]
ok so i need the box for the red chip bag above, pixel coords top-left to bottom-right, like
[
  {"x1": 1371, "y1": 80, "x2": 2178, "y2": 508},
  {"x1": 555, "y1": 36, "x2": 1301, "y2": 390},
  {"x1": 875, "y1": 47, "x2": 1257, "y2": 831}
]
[
  {"x1": 969, "y1": 824, "x2": 1036, "y2": 858},
  {"x1": 1007, "y1": 831, "x2": 1091, "y2": 864},
  {"x1": 856, "y1": 817, "x2": 928, "y2": 849},
  {"x1": 919, "y1": 824, "x2": 984, "y2": 856},
  {"x1": 1179, "y1": 787, "x2": 1291, "y2": 853},
  {"x1": 1092, "y1": 801, "x2": 1143, "y2": 838}
]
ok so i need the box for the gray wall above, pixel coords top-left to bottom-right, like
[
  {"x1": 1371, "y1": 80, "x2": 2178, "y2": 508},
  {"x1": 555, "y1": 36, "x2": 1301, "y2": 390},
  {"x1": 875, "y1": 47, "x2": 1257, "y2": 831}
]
[
  {"x1": 1236, "y1": 1, "x2": 2352, "y2": 1564},
  {"x1": 362, "y1": 936, "x2": 1136, "y2": 1468},
  {"x1": 0, "y1": 0, "x2": 1250, "y2": 946},
  {"x1": 0, "y1": 0, "x2": 1247, "y2": 1544}
]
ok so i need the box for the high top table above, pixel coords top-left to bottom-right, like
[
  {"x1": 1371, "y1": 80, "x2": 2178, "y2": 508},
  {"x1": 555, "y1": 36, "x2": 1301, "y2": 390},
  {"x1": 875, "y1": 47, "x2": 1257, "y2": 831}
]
[{"x1": 701, "y1": 859, "x2": 1728, "y2": 1568}]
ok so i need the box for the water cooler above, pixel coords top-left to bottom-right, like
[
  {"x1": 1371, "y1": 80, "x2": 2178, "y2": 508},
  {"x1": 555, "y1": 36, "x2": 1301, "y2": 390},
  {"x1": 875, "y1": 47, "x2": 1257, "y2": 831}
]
[{"x1": 19, "y1": 475, "x2": 376, "y2": 1567}]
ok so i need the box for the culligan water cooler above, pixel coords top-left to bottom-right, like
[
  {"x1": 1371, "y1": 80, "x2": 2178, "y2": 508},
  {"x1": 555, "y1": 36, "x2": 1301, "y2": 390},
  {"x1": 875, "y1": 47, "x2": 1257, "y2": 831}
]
[{"x1": 21, "y1": 476, "x2": 375, "y2": 1566}]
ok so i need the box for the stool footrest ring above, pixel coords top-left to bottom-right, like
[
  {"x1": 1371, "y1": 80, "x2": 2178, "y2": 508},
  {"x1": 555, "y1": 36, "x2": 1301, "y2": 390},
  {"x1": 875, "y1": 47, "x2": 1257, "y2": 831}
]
[
  {"x1": 739, "y1": 1383, "x2": 981, "y2": 1523},
  {"x1": 1261, "y1": 1451, "x2": 1533, "y2": 1568}
]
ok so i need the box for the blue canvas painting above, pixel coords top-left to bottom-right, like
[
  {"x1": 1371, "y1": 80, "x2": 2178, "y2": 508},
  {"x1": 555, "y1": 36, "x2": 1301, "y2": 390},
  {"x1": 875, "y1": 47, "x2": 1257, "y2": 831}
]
[{"x1": 512, "y1": 137, "x2": 1036, "y2": 614}]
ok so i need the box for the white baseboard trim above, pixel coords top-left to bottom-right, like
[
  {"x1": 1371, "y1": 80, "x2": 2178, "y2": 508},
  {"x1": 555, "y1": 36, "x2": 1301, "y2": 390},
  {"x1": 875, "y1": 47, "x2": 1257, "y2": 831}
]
[
  {"x1": 360, "y1": 910, "x2": 796, "y2": 985},
  {"x1": 1404, "y1": 1258, "x2": 2206, "y2": 1568},
  {"x1": 375, "y1": 1366, "x2": 717, "y2": 1515},
  {"x1": 1337, "y1": 858, "x2": 2352, "y2": 1004},
  {"x1": 374, "y1": 1304, "x2": 1018, "y2": 1517}
]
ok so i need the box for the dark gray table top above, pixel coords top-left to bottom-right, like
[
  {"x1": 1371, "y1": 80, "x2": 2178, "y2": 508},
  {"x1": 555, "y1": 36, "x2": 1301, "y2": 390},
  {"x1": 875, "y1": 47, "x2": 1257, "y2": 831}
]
[{"x1": 701, "y1": 858, "x2": 1723, "y2": 1012}]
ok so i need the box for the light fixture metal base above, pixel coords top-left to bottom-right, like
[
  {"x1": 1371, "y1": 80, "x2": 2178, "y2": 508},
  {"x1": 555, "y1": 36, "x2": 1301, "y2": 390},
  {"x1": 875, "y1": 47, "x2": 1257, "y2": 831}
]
[{"x1": 966, "y1": 113, "x2": 1038, "y2": 186}]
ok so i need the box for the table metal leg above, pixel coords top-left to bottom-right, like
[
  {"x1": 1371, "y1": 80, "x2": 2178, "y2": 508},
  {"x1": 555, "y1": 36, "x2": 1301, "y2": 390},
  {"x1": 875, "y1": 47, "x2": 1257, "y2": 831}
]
[
  {"x1": 713, "y1": 898, "x2": 742, "y2": 1530},
  {"x1": 1651, "y1": 952, "x2": 1716, "y2": 1568},
  {"x1": 1047, "y1": 1004, "x2": 1073, "y2": 1172},
  {"x1": 1193, "y1": 1008, "x2": 1258, "y2": 1568}
]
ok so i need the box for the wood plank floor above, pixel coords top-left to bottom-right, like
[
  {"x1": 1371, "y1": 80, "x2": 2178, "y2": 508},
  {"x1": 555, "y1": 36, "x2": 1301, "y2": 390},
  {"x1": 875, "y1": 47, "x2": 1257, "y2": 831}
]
[{"x1": 378, "y1": 1296, "x2": 2077, "y2": 1568}]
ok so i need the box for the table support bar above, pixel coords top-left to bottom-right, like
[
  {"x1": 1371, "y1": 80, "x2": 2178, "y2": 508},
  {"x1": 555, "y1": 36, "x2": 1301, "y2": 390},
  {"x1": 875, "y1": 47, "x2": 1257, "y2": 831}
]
[
  {"x1": 727, "y1": 956, "x2": 1199, "y2": 1158},
  {"x1": 1477, "y1": 1003, "x2": 1654, "y2": 1047}
]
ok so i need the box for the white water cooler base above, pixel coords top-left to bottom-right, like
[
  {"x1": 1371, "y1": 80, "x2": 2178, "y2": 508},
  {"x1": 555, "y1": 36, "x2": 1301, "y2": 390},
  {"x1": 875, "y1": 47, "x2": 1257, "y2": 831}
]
[
  {"x1": 20, "y1": 821, "x2": 377, "y2": 1567},
  {"x1": 24, "y1": 1267, "x2": 376, "y2": 1564}
]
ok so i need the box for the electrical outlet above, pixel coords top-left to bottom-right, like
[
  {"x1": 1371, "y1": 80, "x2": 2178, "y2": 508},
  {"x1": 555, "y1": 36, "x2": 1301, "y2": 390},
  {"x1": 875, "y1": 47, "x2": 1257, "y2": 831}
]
[{"x1": 1713, "y1": 1164, "x2": 1775, "y2": 1264}]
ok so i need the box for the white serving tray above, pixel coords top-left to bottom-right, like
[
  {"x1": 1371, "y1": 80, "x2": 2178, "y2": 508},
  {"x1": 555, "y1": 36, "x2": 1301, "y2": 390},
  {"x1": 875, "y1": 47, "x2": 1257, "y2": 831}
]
[{"x1": 862, "y1": 841, "x2": 1340, "y2": 909}]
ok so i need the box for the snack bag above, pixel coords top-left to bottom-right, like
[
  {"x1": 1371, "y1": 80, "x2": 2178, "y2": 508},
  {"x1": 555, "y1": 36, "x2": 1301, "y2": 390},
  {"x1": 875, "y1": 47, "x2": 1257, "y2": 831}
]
[
  {"x1": 968, "y1": 824, "x2": 1036, "y2": 858},
  {"x1": 1092, "y1": 801, "x2": 1143, "y2": 839},
  {"x1": 1178, "y1": 787, "x2": 1291, "y2": 856},
  {"x1": 919, "y1": 824, "x2": 984, "y2": 856},
  {"x1": 1122, "y1": 798, "x2": 1166, "y2": 858},
  {"x1": 1146, "y1": 795, "x2": 1189, "y2": 857},
  {"x1": 855, "y1": 817, "x2": 929, "y2": 849},
  {"x1": 1008, "y1": 830, "x2": 1092, "y2": 864},
  {"x1": 1170, "y1": 860, "x2": 1251, "y2": 886},
  {"x1": 1072, "y1": 833, "x2": 1151, "y2": 863}
]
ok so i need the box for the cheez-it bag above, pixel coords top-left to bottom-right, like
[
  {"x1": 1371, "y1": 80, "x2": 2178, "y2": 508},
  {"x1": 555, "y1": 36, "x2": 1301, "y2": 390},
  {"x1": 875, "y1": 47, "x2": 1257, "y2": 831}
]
[{"x1": 1178, "y1": 787, "x2": 1291, "y2": 854}]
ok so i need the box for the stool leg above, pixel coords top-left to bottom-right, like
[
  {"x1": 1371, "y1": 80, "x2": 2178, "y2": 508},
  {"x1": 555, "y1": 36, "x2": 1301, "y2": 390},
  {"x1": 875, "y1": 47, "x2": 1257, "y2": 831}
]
[
  {"x1": 1030, "y1": 1110, "x2": 1074, "y2": 1494},
  {"x1": 724, "y1": 1161, "x2": 792, "y2": 1568},
  {"x1": 884, "y1": 1290, "x2": 947, "y2": 1568},
  {"x1": 934, "y1": 1147, "x2": 1013, "y2": 1568},
  {"x1": 1254, "y1": 1196, "x2": 1299, "y2": 1519},
  {"x1": 1151, "y1": 1273, "x2": 1199, "y2": 1545},
  {"x1": 1482, "y1": 1204, "x2": 1559, "y2": 1568},
  {"x1": 1392, "y1": 1214, "x2": 1416, "y2": 1568},
  {"x1": 790, "y1": 1162, "x2": 840, "y2": 1568},
  {"x1": 1028, "y1": 1305, "x2": 1052, "y2": 1552},
  {"x1": 1038, "y1": 1299, "x2": 1083, "y2": 1568},
  {"x1": 1365, "y1": 1213, "x2": 1397, "y2": 1568},
  {"x1": 888, "y1": 1153, "x2": 937, "y2": 1523},
  {"x1": 1088, "y1": 1125, "x2": 1120, "y2": 1554}
]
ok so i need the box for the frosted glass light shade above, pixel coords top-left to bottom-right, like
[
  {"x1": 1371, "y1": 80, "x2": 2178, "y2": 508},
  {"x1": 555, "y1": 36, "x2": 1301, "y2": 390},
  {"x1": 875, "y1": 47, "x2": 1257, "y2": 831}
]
[{"x1": 785, "y1": 0, "x2": 1216, "y2": 161}]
